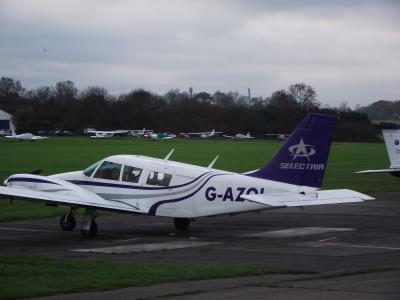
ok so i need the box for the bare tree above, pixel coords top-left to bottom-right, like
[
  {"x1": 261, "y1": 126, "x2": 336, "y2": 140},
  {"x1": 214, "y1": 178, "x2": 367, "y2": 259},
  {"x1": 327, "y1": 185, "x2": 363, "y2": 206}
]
[
  {"x1": 288, "y1": 82, "x2": 320, "y2": 110},
  {"x1": 0, "y1": 77, "x2": 25, "y2": 97}
]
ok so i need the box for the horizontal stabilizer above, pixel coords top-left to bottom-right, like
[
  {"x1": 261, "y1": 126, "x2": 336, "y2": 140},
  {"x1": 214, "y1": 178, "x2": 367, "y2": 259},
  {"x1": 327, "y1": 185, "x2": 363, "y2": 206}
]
[
  {"x1": 242, "y1": 189, "x2": 373, "y2": 207},
  {"x1": 355, "y1": 168, "x2": 400, "y2": 174}
]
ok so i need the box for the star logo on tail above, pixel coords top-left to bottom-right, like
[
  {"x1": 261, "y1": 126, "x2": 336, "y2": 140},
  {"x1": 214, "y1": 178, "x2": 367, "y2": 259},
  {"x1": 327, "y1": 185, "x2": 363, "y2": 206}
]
[{"x1": 288, "y1": 138, "x2": 316, "y2": 161}]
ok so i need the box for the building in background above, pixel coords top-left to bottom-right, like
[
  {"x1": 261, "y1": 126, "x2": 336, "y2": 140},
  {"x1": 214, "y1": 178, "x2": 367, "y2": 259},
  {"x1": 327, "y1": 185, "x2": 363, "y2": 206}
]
[{"x1": 0, "y1": 109, "x2": 15, "y2": 131}]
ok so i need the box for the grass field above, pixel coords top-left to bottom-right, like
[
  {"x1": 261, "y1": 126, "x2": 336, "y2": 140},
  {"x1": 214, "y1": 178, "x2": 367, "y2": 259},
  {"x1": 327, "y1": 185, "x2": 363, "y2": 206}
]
[
  {"x1": 0, "y1": 136, "x2": 397, "y2": 222},
  {"x1": 0, "y1": 137, "x2": 396, "y2": 299},
  {"x1": 0, "y1": 254, "x2": 314, "y2": 300}
]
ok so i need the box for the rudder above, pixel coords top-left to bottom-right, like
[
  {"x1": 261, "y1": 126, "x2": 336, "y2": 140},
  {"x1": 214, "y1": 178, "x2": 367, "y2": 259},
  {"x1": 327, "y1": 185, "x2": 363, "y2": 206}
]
[{"x1": 247, "y1": 113, "x2": 337, "y2": 188}]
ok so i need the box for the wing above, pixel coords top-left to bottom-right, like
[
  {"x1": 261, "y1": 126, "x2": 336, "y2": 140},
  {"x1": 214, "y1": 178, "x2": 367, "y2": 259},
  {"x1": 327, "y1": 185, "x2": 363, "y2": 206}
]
[
  {"x1": 355, "y1": 168, "x2": 400, "y2": 174},
  {"x1": 0, "y1": 175, "x2": 145, "y2": 214},
  {"x1": 223, "y1": 135, "x2": 235, "y2": 139},
  {"x1": 241, "y1": 189, "x2": 373, "y2": 207}
]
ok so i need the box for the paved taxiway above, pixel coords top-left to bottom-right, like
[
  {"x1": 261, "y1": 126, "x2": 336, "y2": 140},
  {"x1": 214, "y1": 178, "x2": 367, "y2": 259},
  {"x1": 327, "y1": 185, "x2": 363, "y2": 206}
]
[{"x1": 1, "y1": 192, "x2": 400, "y2": 299}]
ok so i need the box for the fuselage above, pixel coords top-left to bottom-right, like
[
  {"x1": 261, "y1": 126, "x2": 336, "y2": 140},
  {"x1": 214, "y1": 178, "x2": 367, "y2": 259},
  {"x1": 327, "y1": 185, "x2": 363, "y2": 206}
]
[{"x1": 47, "y1": 155, "x2": 316, "y2": 218}]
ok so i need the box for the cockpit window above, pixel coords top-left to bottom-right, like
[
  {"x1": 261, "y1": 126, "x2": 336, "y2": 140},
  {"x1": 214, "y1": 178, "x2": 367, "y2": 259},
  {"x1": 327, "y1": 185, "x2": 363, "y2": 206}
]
[
  {"x1": 83, "y1": 161, "x2": 101, "y2": 177},
  {"x1": 93, "y1": 161, "x2": 122, "y2": 181},
  {"x1": 146, "y1": 171, "x2": 172, "y2": 187},
  {"x1": 122, "y1": 165, "x2": 142, "y2": 183}
]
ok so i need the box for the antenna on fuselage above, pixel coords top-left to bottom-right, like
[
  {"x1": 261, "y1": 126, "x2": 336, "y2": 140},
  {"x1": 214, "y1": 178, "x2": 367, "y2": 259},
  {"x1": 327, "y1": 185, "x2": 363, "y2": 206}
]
[
  {"x1": 164, "y1": 148, "x2": 175, "y2": 161},
  {"x1": 207, "y1": 155, "x2": 219, "y2": 169}
]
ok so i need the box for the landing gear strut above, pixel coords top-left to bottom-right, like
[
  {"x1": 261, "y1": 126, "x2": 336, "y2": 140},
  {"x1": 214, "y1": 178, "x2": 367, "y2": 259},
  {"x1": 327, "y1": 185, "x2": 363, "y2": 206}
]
[
  {"x1": 80, "y1": 208, "x2": 98, "y2": 238},
  {"x1": 59, "y1": 210, "x2": 76, "y2": 231},
  {"x1": 174, "y1": 218, "x2": 190, "y2": 231}
]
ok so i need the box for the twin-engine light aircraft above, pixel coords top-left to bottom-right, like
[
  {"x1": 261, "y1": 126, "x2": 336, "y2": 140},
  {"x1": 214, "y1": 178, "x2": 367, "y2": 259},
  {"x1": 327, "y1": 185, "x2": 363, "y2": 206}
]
[
  {"x1": 0, "y1": 114, "x2": 373, "y2": 238},
  {"x1": 5, "y1": 129, "x2": 47, "y2": 141}
]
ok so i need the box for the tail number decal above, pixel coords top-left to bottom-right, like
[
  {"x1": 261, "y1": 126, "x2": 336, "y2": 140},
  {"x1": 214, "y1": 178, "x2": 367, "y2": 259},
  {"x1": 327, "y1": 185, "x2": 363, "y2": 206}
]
[{"x1": 205, "y1": 187, "x2": 264, "y2": 202}]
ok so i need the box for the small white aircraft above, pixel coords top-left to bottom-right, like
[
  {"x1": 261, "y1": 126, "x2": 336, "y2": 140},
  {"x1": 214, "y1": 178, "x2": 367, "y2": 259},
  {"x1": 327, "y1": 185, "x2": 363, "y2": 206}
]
[
  {"x1": 266, "y1": 133, "x2": 290, "y2": 142},
  {"x1": 87, "y1": 130, "x2": 130, "y2": 139},
  {"x1": 130, "y1": 128, "x2": 153, "y2": 137},
  {"x1": 223, "y1": 132, "x2": 254, "y2": 139},
  {"x1": 356, "y1": 127, "x2": 400, "y2": 175},
  {"x1": 0, "y1": 113, "x2": 373, "y2": 238},
  {"x1": 188, "y1": 129, "x2": 223, "y2": 138},
  {"x1": 5, "y1": 130, "x2": 47, "y2": 141},
  {"x1": 147, "y1": 132, "x2": 177, "y2": 141}
]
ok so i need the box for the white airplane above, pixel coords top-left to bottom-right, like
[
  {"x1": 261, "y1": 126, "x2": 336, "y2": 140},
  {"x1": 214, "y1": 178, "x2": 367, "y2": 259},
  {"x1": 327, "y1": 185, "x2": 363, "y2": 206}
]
[
  {"x1": 147, "y1": 132, "x2": 177, "y2": 141},
  {"x1": 356, "y1": 127, "x2": 400, "y2": 175},
  {"x1": 5, "y1": 129, "x2": 47, "y2": 141},
  {"x1": 188, "y1": 129, "x2": 222, "y2": 138},
  {"x1": 266, "y1": 133, "x2": 290, "y2": 142},
  {"x1": 87, "y1": 130, "x2": 130, "y2": 139},
  {"x1": 130, "y1": 128, "x2": 153, "y2": 137},
  {"x1": 0, "y1": 113, "x2": 373, "y2": 238},
  {"x1": 223, "y1": 132, "x2": 254, "y2": 139}
]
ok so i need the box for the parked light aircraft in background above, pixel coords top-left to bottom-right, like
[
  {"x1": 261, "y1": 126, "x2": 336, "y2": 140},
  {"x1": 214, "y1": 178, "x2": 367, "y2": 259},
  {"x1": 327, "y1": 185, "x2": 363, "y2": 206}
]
[
  {"x1": 266, "y1": 133, "x2": 290, "y2": 142},
  {"x1": 188, "y1": 129, "x2": 222, "y2": 138},
  {"x1": 223, "y1": 132, "x2": 254, "y2": 139},
  {"x1": 356, "y1": 127, "x2": 400, "y2": 176},
  {"x1": 0, "y1": 113, "x2": 373, "y2": 238},
  {"x1": 130, "y1": 128, "x2": 153, "y2": 137},
  {"x1": 87, "y1": 130, "x2": 130, "y2": 138},
  {"x1": 5, "y1": 130, "x2": 47, "y2": 141},
  {"x1": 148, "y1": 132, "x2": 177, "y2": 141}
]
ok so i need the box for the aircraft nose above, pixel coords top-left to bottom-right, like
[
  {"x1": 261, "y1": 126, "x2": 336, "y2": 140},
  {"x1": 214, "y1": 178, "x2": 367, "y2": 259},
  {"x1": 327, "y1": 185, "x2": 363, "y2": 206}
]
[{"x1": 3, "y1": 177, "x2": 9, "y2": 185}]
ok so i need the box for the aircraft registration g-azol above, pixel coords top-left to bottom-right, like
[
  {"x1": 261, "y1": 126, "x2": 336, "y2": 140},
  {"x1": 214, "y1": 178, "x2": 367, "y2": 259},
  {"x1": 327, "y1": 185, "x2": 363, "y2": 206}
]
[{"x1": 0, "y1": 113, "x2": 373, "y2": 238}]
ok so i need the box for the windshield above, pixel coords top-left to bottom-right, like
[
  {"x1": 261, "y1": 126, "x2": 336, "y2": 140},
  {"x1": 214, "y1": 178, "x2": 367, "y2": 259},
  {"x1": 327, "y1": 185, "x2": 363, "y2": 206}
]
[{"x1": 83, "y1": 161, "x2": 102, "y2": 177}]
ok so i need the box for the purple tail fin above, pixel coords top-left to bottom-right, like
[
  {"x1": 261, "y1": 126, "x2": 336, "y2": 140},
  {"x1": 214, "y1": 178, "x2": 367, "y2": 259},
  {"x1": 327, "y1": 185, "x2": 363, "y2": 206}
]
[{"x1": 248, "y1": 113, "x2": 337, "y2": 188}]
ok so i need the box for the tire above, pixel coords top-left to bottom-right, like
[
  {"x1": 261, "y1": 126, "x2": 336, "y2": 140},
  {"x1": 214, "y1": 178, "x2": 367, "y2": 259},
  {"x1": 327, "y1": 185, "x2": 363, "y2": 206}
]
[
  {"x1": 60, "y1": 212, "x2": 76, "y2": 231},
  {"x1": 81, "y1": 220, "x2": 98, "y2": 238},
  {"x1": 174, "y1": 218, "x2": 190, "y2": 231}
]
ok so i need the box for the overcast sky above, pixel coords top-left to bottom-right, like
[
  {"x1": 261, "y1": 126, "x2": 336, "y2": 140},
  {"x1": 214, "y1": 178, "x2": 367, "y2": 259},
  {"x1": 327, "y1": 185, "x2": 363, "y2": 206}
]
[{"x1": 1, "y1": 0, "x2": 399, "y2": 107}]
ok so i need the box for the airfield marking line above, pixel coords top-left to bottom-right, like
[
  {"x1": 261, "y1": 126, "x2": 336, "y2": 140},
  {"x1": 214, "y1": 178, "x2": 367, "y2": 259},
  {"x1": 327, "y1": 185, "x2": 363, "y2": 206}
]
[
  {"x1": 294, "y1": 241, "x2": 400, "y2": 251},
  {"x1": 318, "y1": 236, "x2": 337, "y2": 242},
  {"x1": 0, "y1": 227, "x2": 59, "y2": 233},
  {"x1": 241, "y1": 227, "x2": 355, "y2": 238},
  {"x1": 345, "y1": 204, "x2": 400, "y2": 208},
  {"x1": 114, "y1": 237, "x2": 140, "y2": 243},
  {"x1": 337, "y1": 243, "x2": 400, "y2": 251}
]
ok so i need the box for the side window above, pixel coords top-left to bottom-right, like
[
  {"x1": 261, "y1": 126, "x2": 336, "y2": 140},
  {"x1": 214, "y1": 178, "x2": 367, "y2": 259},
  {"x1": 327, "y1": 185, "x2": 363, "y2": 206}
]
[
  {"x1": 122, "y1": 165, "x2": 142, "y2": 183},
  {"x1": 93, "y1": 161, "x2": 122, "y2": 181},
  {"x1": 146, "y1": 171, "x2": 172, "y2": 187}
]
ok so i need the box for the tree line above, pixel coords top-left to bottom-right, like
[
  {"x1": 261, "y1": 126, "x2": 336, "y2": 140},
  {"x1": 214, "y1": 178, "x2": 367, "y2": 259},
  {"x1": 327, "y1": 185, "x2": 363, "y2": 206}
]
[{"x1": 0, "y1": 77, "x2": 378, "y2": 141}]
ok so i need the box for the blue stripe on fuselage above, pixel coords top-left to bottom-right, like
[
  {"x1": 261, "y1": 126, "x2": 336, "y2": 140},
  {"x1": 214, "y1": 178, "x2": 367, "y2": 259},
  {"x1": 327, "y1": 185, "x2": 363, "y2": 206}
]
[
  {"x1": 7, "y1": 177, "x2": 60, "y2": 185},
  {"x1": 147, "y1": 173, "x2": 230, "y2": 216}
]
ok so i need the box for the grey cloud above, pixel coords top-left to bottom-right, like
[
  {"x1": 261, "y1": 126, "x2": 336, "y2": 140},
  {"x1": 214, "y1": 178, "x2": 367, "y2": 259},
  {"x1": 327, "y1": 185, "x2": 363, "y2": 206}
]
[{"x1": 0, "y1": 0, "x2": 399, "y2": 106}]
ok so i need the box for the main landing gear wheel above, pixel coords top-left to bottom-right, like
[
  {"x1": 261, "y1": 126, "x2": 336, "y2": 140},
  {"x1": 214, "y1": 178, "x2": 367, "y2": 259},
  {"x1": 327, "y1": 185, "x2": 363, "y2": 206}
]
[
  {"x1": 81, "y1": 220, "x2": 98, "y2": 238},
  {"x1": 59, "y1": 212, "x2": 76, "y2": 231},
  {"x1": 174, "y1": 218, "x2": 190, "y2": 231}
]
